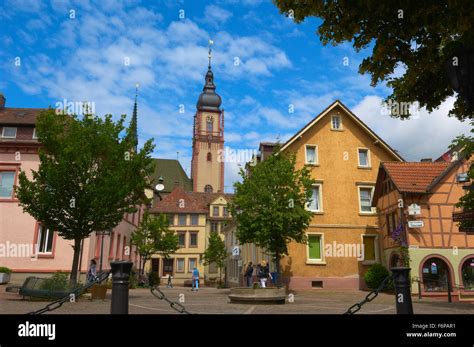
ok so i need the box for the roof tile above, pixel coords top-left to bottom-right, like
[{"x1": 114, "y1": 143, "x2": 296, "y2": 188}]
[{"x1": 383, "y1": 162, "x2": 450, "y2": 192}]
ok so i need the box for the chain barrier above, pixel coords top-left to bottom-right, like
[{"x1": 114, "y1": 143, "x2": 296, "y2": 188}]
[
  {"x1": 343, "y1": 275, "x2": 392, "y2": 315},
  {"x1": 150, "y1": 286, "x2": 192, "y2": 314},
  {"x1": 27, "y1": 271, "x2": 111, "y2": 315}
]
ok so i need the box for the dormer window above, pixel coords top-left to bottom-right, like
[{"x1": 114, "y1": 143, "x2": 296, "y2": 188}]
[{"x1": 2, "y1": 127, "x2": 17, "y2": 138}]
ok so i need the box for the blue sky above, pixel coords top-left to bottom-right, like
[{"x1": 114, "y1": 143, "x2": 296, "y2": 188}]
[{"x1": 1, "y1": 0, "x2": 470, "y2": 192}]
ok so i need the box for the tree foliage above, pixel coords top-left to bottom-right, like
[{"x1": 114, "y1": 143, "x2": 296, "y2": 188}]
[
  {"x1": 273, "y1": 0, "x2": 474, "y2": 120},
  {"x1": 16, "y1": 109, "x2": 154, "y2": 282},
  {"x1": 203, "y1": 232, "x2": 228, "y2": 285},
  {"x1": 450, "y1": 121, "x2": 474, "y2": 230},
  {"x1": 229, "y1": 148, "x2": 316, "y2": 283},
  {"x1": 131, "y1": 212, "x2": 179, "y2": 276}
]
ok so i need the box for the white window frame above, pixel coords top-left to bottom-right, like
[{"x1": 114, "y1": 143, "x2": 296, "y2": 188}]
[
  {"x1": 361, "y1": 234, "x2": 379, "y2": 265},
  {"x1": 176, "y1": 258, "x2": 185, "y2": 273},
  {"x1": 32, "y1": 128, "x2": 38, "y2": 139},
  {"x1": 2, "y1": 127, "x2": 17, "y2": 138},
  {"x1": 304, "y1": 144, "x2": 319, "y2": 165},
  {"x1": 37, "y1": 224, "x2": 54, "y2": 254},
  {"x1": 357, "y1": 148, "x2": 371, "y2": 168},
  {"x1": 358, "y1": 185, "x2": 376, "y2": 214},
  {"x1": 331, "y1": 115, "x2": 342, "y2": 130},
  {"x1": 306, "y1": 183, "x2": 323, "y2": 213},
  {"x1": 306, "y1": 232, "x2": 325, "y2": 264}
]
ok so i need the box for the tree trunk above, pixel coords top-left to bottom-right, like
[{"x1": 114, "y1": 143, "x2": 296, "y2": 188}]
[
  {"x1": 219, "y1": 267, "x2": 222, "y2": 287},
  {"x1": 70, "y1": 237, "x2": 82, "y2": 284},
  {"x1": 275, "y1": 251, "x2": 281, "y2": 287}
]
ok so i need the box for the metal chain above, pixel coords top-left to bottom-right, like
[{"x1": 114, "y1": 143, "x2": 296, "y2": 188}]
[
  {"x1": 150, "y1": 286, "x2": 192, "y2": 314},
  {"x1": 27, "y1": 271, "x2": 111, "y2": 315},
  {"x1": 343, "y1": 275, "x2": 392, "y2": 315}
]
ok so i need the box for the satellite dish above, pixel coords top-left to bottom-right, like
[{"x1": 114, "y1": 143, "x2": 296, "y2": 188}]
[{"x1": 155, "y1": 183, "x2": 165, "y2": 192}]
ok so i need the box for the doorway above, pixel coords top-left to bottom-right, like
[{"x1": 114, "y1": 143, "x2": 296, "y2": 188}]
[{"x1": 163, "y1": 258, "x2": 174, "y2": 276}]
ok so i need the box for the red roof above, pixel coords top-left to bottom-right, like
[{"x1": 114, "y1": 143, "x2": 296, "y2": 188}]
[
  {"x1": 382, "y1": 162, "x2": 451, "y2": 193},
  {"x1": 149, "y1": 186, "x2": 233, "y2": 214},
  {"x1": 0, "y1": 107, "x2": 45, "y2": 125}
]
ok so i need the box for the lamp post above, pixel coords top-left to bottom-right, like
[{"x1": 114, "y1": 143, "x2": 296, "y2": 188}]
[
  {"x1": 95, "y1": 229, "x2": 112, "y2": 273},
  {"x1": 445, "y1": 47, "x2": 474, "y2": 110}
]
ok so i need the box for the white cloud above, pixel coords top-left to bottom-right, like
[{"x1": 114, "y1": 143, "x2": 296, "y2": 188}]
[
  {"x1": 203, "y1": 5, "x2": 233, "y2": 25},
  {"x1": 352, "y1": 95, "x2": 470, "y2": 161}
]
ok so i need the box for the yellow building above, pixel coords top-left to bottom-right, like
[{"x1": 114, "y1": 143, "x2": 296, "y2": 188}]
[
  {"x1": 227, "y1": 100, "x2": 404, "y2": 289},
  {"x1": 280, "y1": 100, "x2": 404, "y2": 289},
  {"x1": 148, "y1": 186, "x2": 231, "y2": 285}
]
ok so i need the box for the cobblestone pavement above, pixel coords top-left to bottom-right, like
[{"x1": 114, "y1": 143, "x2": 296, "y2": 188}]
[{"x1": 1, "y1": 286, "x2": 473, "y2": 315}]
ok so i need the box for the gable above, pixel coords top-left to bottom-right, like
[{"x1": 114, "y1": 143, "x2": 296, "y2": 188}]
[
  {"x1": 210, "y1": 196, "x2": 228, "y2": 206},
  {"x1": 280, "y1": 100, "x2": 404, "y2": 162}
]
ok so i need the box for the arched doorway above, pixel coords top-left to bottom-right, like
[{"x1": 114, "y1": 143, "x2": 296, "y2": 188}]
[
  {"x1": 421, "y1": 257, "x2": 451, "y2": 292},
  {"x1": 461, "y1": 257, "x2": 474, "y2": 290}
]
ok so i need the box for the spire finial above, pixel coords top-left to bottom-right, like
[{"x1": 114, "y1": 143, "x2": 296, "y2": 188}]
[
  {"x1": 208, "y1": 39, "x2": 214, "y2": 69},
  {"x1": 130, "y1": 83, "x2": 139, "y2": 151}
]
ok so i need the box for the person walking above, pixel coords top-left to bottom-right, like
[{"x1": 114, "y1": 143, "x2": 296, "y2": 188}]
[
  {"x1": 257, "y1": 260, "x2": 269, "y2": 288},
  {"x1": 192, "y1": 267, "x2": 200, "y2": 291},
  {"x1": 244, "y1": 262, "x2": 254, "y2": 287},
  {"x1": 86, "y1": 259, "x2": 97, "y2": 284}
]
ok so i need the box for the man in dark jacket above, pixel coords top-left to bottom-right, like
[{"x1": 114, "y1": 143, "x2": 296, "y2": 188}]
[{"x1": 244, "y1": 262, "x2": 254, "y2": 287}]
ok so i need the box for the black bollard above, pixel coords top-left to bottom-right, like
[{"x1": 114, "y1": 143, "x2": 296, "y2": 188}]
[
  {"x1": 391, "y1": 267, "x2": 414, "y2": 314},
  {"x1": 110, "y1": 261, "x2": 133, "y2": 314}
]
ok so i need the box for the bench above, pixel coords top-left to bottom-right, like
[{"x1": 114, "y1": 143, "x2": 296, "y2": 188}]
[{"x1": 6, "y1": 276, "x2": 73, "y2": 300}]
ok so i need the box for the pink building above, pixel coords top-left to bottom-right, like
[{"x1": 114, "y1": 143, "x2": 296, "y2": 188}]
[{"x1": 0, "y1": 94, "x2": 140, "y2": 283}]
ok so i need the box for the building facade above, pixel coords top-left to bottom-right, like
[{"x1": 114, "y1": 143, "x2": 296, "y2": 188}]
[
  {"x1": 147, "y1": 186, "x2": 231, "y2": 285},
  {"x1": 373, "y1": 154, "x2": 474, "y2": 298},
  {"x1": 0, "y1": 94, "x2": 140, "y2": 282},
  {"x1": 231, "y1": 100, "x2": 404, "y2": 290}
]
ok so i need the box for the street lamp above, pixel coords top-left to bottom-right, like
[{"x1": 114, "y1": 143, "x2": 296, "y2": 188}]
[
  {"x1": 95, "y1": 229, "x2": 112, "y2": 273},
  {"x1": 445, "y1": 46, "x2": 474, "y2": 110}
]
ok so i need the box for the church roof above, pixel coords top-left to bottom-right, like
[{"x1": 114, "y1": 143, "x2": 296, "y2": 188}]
[
  {"x1": 196, "y1": 66, "x2": 222, "y2": 112},
  {"x1": 149, "y1": 158, "x2": 193, "y2": 194}
]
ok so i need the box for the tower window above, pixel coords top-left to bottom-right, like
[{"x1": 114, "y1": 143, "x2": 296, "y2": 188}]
[
  {"x1": 207, "y1": 152, "x2": 212, "y2": 161},
  {"x1": 204, "y1": 185, "x2": 213, "y2": 193},
  {"x1": 206, "y1": 116, "x2": 213, "y2": 134}
]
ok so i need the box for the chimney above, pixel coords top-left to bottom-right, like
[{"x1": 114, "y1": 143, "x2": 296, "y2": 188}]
[
  {"x1": 0, "y1": 93, "x2": 5, "y2": 108},
  {"x1": 420, "y1": 158, "x2": 432, "y2": 162}
]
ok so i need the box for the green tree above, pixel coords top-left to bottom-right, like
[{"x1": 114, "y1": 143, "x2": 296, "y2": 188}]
[
  {"x1": 450, "y1": 122, "x2": 474, "y2": 230},
  {"x1": 273, "y1": 0, "x2": 474, "y2": 120},
  {"x1": 131, "y1": 212, "x2": 179, "y2": 277},
  {"x1": 202, "y1": 232, "x2": 228, "y2": 287},
  {"x1": 229, "y1": 148, "x2": 316, "y2": 286},
  {"x1": 16, "y1": 109, "x2": 154, "y2": 283}
]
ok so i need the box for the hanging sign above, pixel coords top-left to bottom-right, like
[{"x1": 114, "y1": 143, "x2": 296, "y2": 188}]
[
  {"x1": 408, "y1": 220, "x2": 424, "y2": 228},
  {"x1": 408, "y1": 203, "x2": 421, "y2": 216}
]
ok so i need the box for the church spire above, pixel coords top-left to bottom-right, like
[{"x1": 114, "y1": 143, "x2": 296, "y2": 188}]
[
  {"x1": 129, "y1": 84, "x2": 139, "y2": 151},
  {"x1": 196, "y1": 40, "x2": 221, "y2": 111}
]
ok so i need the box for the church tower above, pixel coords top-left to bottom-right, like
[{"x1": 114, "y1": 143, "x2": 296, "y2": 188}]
[{"x1": 191, "y1": 43, "x2": 224, "y2": 193}]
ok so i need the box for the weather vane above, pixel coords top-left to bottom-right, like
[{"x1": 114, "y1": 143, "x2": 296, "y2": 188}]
[{"x1": 208, "y1": 39, "x2": 214, "y2": 68}]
